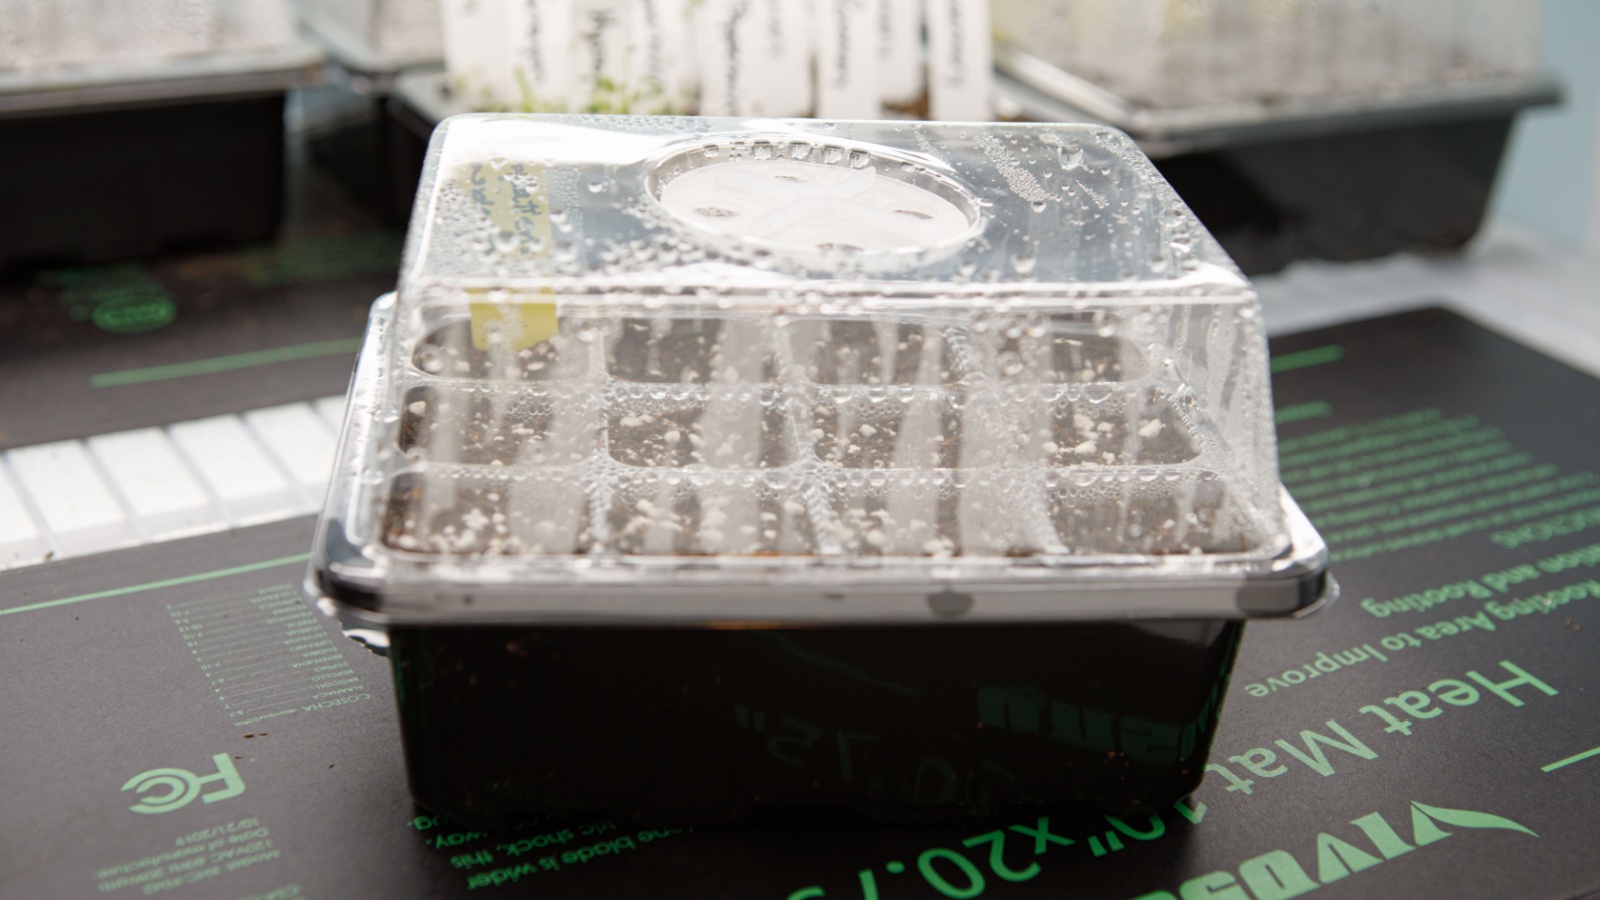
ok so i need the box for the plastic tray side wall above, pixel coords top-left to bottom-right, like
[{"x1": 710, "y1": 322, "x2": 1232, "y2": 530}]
[{"x1": 388, "y1": 618, "x2": 1245, "y2": 828}]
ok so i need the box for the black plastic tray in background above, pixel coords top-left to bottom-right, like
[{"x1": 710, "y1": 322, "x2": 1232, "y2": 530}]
[
  {"x1": 312, "y1": 66, "x2": 456, "y2": 229},
  {"x1": 303, "y1": 62, "x2": 435, "y2": 227},
  {"x1": 306, "y1": 92, "x2": 420, "y2": 225},
  {"x1": 1152, "y1": 113, "x2": 1526, "y2": 274},
  {"x1": 383, "y1": 77, "x2": 435, "y2": 221},
  {"x1": 997, "y1": 71, "x2": 1563, "y2": 274},
  {"x1": 0, "y1": 94, "x2": 290, "y2": 271},
  {"x1": 393, "y1": 68, "x2": 1561, "y2": 276}
]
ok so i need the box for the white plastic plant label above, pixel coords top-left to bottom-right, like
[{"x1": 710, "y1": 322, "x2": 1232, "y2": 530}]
[
  {"x1": 695, "y1": 0, "x2": 763, "y2": 116},
  {"x1": 924, "y1": 0, "x2": 991, "y2": 120},
  {"x1": 571, "y1": 0, "x2": 631, "y2": 111},
  {"x1": 815, "y1": 0, "x2": 879, "y2": 118},
  {"x1": 877, "y1": 0, "x2": 922, "y2": 106},
  {"x1": 625, "y1": 0, "x2": 694, "y2": 113},
  {"x1": 751, "y1": 0, "x2": 814, "y2": 116},
  {"x1": 696, "y1": 0, "x2": 816, "y2": 118},
  {"x1": 443, "y1": 0, "x2": 517, "y2": 108},
  {"x1": 506, "y1": 0, "x2": 578, "y2": 110}
]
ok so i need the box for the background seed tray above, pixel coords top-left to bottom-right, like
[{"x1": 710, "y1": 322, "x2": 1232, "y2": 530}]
[{"x1": 0, "y1": 43, "x2": 322, "y2": 270}]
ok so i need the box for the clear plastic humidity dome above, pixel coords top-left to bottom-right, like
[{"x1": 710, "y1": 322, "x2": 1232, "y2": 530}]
[{"x1": 309, "y1": 115, "x2": 1332, "y2": 826}]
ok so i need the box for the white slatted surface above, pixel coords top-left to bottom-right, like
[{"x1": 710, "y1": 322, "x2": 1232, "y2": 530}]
[
  {"x1": 0, "y1": 397, "x2": 344, "y2": 570},
  {"x1": 169, "y1": 415, "x2": 304, "y2": 524},
  {"x1": 6, "y1": 441, "x2": 139, "y2": 557},
  {"x1": 87, "y1": 429, "x2": 222, "y2": 539},
  {"x1": 245, "y1": 403, "x2": 341, "y2": 500},
  {"x1": 1255, "y1": 222, "x2": 1600, "y2": 380},
  {"x1": 0, "y1": 463, "x2": 49, "y2": 566},
  {"x1": 314, "y1": 395, "x2": 349, "y2": 432}
]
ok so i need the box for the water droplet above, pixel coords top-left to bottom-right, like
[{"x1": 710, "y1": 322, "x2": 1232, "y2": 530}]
[
  {"x1": 1083, "y1": 384, "x2": 1114, "y2": 404},
  {"x1": 703, "y1": 145, "x2": 721, "y2": 158}
]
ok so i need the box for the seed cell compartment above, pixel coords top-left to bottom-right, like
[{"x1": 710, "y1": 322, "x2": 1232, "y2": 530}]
[
  {"x1": 380, "y1": 312, "x2": 1235, "y2": 559},
  {"x1": 309, "y1": 115, "x2": 1333, "y2": 827}
]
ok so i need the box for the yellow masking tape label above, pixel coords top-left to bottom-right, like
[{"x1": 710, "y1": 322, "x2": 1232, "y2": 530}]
[
  {"x1": 454, "y1": 159, "x2": 557, "y2": 350},
  {"x1": 470, "y1": 299, "x2": 559, "y2": 350}
]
